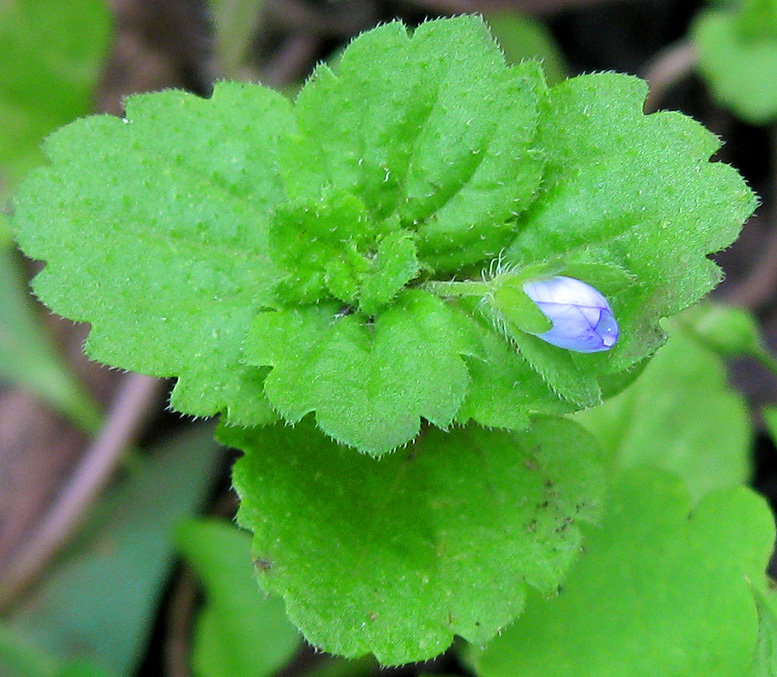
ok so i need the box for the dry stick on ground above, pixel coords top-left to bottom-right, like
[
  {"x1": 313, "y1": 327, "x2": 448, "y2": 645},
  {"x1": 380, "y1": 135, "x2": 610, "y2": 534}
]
[
  {"x1": 404, "y1": 0, "x2": 646, "y2": 17},
  {"x1": 723, "y1": 125, "x2": 777, "y2": 310},
  {"x1": 165, "y1": 566, "x2": 199, "y2": 677},
  {"x1": 642, "y1": 39, "x2": 777, "y2": 311},
  {"x1": 0, "y1": 372, "x2": 164, "y2": 610},
  {"x1": 642, "y1": 39, "x2": 697, "y2": 113}
]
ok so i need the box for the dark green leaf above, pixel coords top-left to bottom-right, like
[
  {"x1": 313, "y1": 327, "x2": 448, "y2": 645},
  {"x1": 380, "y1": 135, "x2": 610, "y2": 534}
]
[{"x1": 176, "y1": 519, "x2": 301, "y2": 677}]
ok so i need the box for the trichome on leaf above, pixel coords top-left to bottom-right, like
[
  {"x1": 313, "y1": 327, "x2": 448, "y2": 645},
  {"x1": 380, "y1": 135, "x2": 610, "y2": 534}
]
[{"x1": 11, "y1": 16, "x2": 756, "y2": 456}]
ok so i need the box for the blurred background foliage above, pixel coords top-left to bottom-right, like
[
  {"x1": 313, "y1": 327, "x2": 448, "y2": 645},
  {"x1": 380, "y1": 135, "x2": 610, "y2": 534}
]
[{"x1": 2, "y1": 0, "x2": 777, "y2": 675}]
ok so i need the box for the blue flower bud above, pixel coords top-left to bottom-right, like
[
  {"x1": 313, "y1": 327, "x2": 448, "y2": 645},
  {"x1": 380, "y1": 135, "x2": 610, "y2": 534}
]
[{"x1": 522, "y1": 276, "x2": 619, "y2": 353}]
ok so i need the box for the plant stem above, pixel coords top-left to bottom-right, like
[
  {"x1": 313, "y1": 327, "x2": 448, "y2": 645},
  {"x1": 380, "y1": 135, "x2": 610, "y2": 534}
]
[{"x1": 422, "y1": 279, "x2": 491, "y2": 298}]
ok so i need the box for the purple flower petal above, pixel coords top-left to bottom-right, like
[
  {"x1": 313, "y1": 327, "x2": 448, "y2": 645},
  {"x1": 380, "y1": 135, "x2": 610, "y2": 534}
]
[{"x1": 522, "y1": 276, "x2": 619, "y2": 353}]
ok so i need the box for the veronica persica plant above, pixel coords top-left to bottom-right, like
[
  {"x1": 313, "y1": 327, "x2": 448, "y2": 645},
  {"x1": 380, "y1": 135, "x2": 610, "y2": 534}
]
[{"x1": 10, "y1": 14, "x2": 759, "y2": 666}]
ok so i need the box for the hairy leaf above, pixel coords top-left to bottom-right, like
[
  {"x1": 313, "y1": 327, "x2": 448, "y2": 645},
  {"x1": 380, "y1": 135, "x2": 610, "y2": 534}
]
[
  {"x1": 11, "y1": 16, "x2": 755, "y2": 452},
  {"x1": 246, "y1": 290, "x2": 480, "y2": 455},
  {"x1": 13, "y1": 83, "x2": 292, "y2": 425},
  {"x1": 502, "y1": 73, "x2": 756, "y2": 402},
  {"x1": 227, "y1": 417, "x2": 604, "y2": 664}
]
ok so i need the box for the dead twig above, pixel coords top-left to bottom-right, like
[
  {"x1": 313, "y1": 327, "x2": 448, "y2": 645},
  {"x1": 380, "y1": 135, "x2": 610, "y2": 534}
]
[
  {"x1": 723, "y1": 126, "x2": 777, "y2": 310},
  {"x1": 0, "y1": 372, "x2": 164, "y2": 611},
  {"x1": 642, "y1": 39, "x2": 697, "y2": 113},
  {"x1": 403, "y1": 0, "x2": 646, "y2": 17}
]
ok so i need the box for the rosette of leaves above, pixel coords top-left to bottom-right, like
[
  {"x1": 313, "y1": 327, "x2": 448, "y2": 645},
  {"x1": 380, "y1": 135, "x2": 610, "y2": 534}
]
[
  {"x1": 11, "y1": 15, "x2": 755, "y2": 455},
  {"x1": 693, "y1": 0, "x2": 777, "y2": 123}
]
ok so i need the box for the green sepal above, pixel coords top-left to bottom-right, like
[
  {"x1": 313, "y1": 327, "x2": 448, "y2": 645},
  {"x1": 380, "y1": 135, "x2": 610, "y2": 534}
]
[{"x1": 490, "y1": 281, "x2": 553, "y2": 335}]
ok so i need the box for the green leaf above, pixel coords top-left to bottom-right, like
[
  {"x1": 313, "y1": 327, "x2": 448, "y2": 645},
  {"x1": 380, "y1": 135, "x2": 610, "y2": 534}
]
[
  {"x1": 175, "y1": 519, "x2": 301, "y2": 677},
  {"x1": 693, "y1": 1, "x2": 777, "y2": 124},
  {"x1": 281, "y1": 18, "x2": 547, "y2": 270},
  {"x1": 5, "y1": 426, "x2": 222, "y2": 676},
  {"x1": 751, "y1": 588, "x2": 777, "y2": 676},
  {"x1": 470, "y1": 469, "x2": 775, "y2": 677},
  {"x1": 501, "y1": 72, "x2": 755, "y2": 401},
  {"x1": 575, "y1": 327, "x2": 752, "y2": 502},
  {"x1": 11, "y1": 16, "x2": 755, "y2": 453},
  {"x1": 455, "y1": 315, "x2": 573, "y2": 431},
  {"x1": 0, "y1": 0, "x2": 112, "y2": 187},
  {"x1": 226, "y1": 417, "x2": 604, "y2": 664},
  {"x1": 0, "y1": 244, "x2": 100, "y2": 430},
  {"x1": 358, "y1": 230, "x2": 420, "y2": 316},
  {"x1": 269, "y1": 188, "x2": 374, "y2": 304},
  {"x1": 13, "y1": 82, "x2": 294, "y2": 426},
  {"x1": 676, "y1": 301, "x2": 767, "y2": 357},
  {"x1": 245, "y1": 290, "x2": 481, "y2": 455},
  {"x1": 675, "y1": 301, "x2": 777, "y2": 375}
]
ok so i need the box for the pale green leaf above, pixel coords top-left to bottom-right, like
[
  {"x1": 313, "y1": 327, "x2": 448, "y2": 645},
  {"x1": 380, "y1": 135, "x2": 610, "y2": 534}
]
[
  {"x1": 575, "y1": 328, "x2": 751, "y2": 502},
  {"x1": 0, "y1": 0, "x2": 112, "y2": 186},
  {"x1": 470, "y1": 469, "x2": 775, "y2": 677},
  {"x1": 176, "y1": 519, "x2": 301, "y2": 677},
  {"x1": 694, "y1": 2, "x2": 777, "y2": 124}
]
